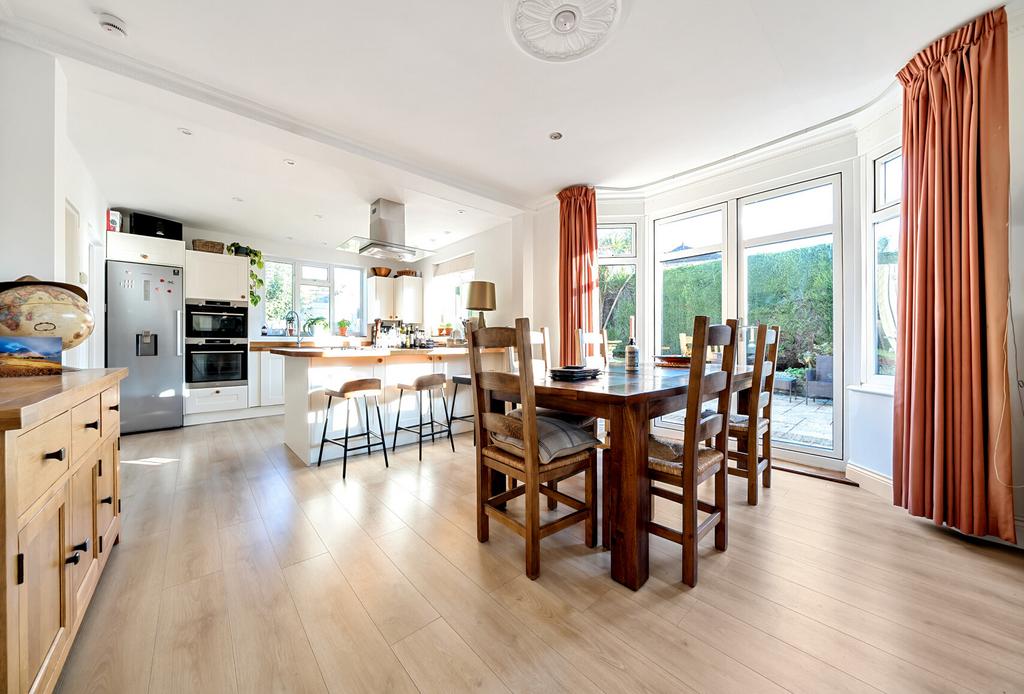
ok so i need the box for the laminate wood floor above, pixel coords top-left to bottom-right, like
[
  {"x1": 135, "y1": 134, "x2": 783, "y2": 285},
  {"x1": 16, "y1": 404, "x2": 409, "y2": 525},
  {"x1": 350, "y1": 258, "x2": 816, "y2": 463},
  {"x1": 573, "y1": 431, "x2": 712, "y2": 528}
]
[{"x1": 56, "y1": 416, "x2": 1024, "y2": 693}]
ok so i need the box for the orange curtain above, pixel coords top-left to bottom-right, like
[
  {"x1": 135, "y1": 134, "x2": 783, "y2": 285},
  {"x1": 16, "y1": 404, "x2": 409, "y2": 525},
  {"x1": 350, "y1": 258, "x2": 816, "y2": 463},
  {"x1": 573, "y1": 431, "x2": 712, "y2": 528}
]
[
  {"x1": 892, "y1": 7, "x2": 1015, "y2": 542},
  {"x1": 557, "y1": 185, "x2": 598, "y2": 366}
]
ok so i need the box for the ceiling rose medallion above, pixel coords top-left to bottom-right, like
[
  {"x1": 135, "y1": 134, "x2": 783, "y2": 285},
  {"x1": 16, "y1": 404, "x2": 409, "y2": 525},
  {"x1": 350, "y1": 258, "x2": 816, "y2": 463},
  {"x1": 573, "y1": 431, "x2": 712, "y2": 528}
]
[{"x1": 507, "y1": 0, "x2": 624, "y2": 62}]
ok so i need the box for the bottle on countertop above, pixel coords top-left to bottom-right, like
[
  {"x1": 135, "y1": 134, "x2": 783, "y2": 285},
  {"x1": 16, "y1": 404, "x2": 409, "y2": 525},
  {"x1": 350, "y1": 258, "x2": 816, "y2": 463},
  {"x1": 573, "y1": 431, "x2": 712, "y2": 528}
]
[
  {"x1": 625, "y1": 316, "x2": 640, "y2": 372},
  {"x1": 261, "y1": 325, "x2": 268, "y2": 336}
]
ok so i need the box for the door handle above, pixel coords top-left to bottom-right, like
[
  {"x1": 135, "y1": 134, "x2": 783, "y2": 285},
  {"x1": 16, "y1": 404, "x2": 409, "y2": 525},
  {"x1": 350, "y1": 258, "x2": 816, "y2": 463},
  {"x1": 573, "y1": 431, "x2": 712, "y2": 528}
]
[
  {"x1": 65, "y1": 552, "x2": 81, "y2": 565},
  {"x1": 100, "y1": 496, "x2": 114, "y2": 505},
  {"x1": 44, "y1": 448, "x2": 66, "y2": 462},
  {"x1": 85, "y1": 420, "x2": 100, "y2": 430},
  {"x1": 72, "y1": 539, "x2": 89, "y2": 553},
  {"x1": 109, "y1": 404, "x2": 120, "y2": 412},
  {"x1": 176, "y1": 310, "x2": 183, "y2": 357}
]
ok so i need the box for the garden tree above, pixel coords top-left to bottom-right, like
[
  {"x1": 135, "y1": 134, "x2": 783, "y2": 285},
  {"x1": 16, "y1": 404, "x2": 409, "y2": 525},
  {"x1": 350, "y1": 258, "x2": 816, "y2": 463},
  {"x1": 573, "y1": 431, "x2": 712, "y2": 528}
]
[
  {"x1": 264, "y1": 263, "x2": 293, "y2": 325},
  {"x1": 598, "y1": 265, "x2": 635, "y2": 357},
  {"x1": 659, "y1": 256, "x2": 723, "y2": 353},
  {"x1": 746, "y1": 243, "x2": 833, "y2": 369}
]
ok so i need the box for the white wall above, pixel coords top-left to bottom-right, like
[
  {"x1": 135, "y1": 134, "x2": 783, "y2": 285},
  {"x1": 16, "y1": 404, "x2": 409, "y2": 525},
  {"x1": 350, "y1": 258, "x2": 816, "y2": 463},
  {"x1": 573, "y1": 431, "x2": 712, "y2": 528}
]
[
  {"x1": 0, "y1": 42, "x2": 108, "y2": 368},
  {"x1": 415, "y1": 214, "x2": 534, "y2": 331},
  {"x1": 0, "y1": 40, "x2": 63, "y2": 282},
  {"x1": 532, "y1": 202, "x2": 561, "y2": 359},
  {"x1": 1008, "y1": 8, "x2": 1024, "y2": 543}
]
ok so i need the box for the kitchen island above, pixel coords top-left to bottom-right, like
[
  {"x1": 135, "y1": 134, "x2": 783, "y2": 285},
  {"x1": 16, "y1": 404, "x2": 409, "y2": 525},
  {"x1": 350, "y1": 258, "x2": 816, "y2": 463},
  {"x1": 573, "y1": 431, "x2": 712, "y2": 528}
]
[{"x1": 271, "y1": 347, "x2": 503, "y2": 465}]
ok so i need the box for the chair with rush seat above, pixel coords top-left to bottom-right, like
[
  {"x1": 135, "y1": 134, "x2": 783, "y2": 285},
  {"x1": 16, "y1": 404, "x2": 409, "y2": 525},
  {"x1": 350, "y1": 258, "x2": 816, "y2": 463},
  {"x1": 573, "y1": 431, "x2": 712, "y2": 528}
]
[
  {"x1": 317, "y1": 378, "x2": 389, "y2": 479},
  {"x1": 469, "y1": 317, "x2": 600, "y2": 579},
  {"x1": 647, "y1": 316, "x2": 737, "y2": 587},
  {"x1": 392, "y1": 373, "x2": 455, "y2": 460}
]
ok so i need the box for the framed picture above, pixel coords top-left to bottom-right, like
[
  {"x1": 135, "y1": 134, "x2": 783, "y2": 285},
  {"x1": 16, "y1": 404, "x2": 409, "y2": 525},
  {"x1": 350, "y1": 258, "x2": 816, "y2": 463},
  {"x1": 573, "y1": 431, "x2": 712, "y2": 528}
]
[{"x1": 0, "y1": 337, "x2": 62, "y2": 377}]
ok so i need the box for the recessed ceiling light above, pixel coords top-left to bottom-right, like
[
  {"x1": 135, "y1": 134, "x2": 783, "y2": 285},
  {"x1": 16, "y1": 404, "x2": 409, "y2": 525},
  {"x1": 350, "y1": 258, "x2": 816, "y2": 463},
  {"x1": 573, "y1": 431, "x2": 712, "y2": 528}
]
[
  {"x1": 444, "y1": 230, "x2": 452, "y2": 235},
  {"x1": 231, "y1": 196, "x2": 244, "y2": 202},
  {"x1": 177, "y1": 127, "x2": 193, "y2": 136},
  {"x1": 313, "y1": 213, "x2": 324, "y2": 220},
  {"x1": 283, "y1": 159, "x2": 296, "y2": 166},
  {"x1": 321, "y1": 241, "x2": 328, "y2": 246},
  {"x1": 457, "y1": 209, "x2": 466, "y2": 215},
  {"x1": 549, "y1": 131, "x2": 563, "y2": 140},
  {"x1": 286, "y1": 236, "x2": 294, "y2": 240},
  {"x1": 97, "y1": 12, "x2": 128, "y2": 38}
]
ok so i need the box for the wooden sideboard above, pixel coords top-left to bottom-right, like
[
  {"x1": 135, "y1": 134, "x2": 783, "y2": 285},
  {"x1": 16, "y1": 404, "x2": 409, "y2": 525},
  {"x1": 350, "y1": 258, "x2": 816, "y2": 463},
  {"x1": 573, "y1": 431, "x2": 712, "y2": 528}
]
[{"x1": 0, "y1": 368, "x2": 127, "y2": 694}]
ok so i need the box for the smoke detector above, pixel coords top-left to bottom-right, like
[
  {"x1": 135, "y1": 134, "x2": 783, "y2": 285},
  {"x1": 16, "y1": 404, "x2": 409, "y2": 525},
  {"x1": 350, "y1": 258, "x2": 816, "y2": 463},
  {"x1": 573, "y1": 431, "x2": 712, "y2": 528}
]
[
  {"x1": 506, "y1": 1, "x2": 625, "y2": 63},
  {"x1": 97, "y1": 12, "x2": 128, "y2": 38}
]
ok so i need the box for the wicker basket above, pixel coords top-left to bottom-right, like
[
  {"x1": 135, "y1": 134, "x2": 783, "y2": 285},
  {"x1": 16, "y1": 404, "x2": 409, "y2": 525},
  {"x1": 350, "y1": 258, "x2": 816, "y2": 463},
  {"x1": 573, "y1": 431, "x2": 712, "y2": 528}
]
[
  {"x1": 192, "y1": 239, "x2": 225, "y2": 254},
  {"x1": 395, "y1": 269, "x2": 418, "y2": 277}
]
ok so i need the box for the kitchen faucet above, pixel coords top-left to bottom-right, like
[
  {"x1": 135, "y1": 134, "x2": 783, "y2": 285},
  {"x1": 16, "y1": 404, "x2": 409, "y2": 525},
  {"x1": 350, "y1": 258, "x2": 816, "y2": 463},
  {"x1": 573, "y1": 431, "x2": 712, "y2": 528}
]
[{"x1": 283, "y1": 310, "x2": 302, "y2": 346}]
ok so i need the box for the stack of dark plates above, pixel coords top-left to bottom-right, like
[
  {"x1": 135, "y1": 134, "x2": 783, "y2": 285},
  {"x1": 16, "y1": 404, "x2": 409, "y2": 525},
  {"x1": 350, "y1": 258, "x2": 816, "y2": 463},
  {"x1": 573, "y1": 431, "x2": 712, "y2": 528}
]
[{"x1": 549, "y1": 365, "x2": 601, "y2": 382}]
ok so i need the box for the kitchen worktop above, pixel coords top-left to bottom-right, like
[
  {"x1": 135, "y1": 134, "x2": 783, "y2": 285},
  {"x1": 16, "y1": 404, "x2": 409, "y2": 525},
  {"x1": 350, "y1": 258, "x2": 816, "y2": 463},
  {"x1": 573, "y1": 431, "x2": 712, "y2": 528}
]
[{"x1": 269, "y1": 346, "x2": 479, "y2": 358}]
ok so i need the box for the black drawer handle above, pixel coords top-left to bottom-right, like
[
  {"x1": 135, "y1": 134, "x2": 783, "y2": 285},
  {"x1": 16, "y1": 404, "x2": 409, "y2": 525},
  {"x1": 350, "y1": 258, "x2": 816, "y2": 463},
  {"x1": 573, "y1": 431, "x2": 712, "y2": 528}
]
[
  {"x1": 72, "y1": 539, "x2": 89, "y2": 553},
  {"x1": 109, "y1": 404, "x2": 120, "y2": 412},
  {"x1": 100, "y1": 496, "x2": 114, "y2": 505},
  {"x1": 65, "y1": 552, "x2": 81, "y2": 566},
  {"x1": 44, "y1": 448, "x2": 66, "y2": 462},
  {"x1": 85, "y1": 420, "x2": 100, "y2": 430}
]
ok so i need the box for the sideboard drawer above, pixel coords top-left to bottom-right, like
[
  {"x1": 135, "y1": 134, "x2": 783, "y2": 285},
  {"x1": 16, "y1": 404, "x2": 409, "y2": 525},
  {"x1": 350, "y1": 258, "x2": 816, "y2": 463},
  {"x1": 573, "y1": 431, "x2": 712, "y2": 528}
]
[
  {"x1": 71, "y1": 395, "x2": 102, "y2": 462},
  {"x1": 17, "y1": 412, "x2": 71, "y2": 516},
  {"x1": 100, "y1": 386, "x2": 120, "y2": 438}
]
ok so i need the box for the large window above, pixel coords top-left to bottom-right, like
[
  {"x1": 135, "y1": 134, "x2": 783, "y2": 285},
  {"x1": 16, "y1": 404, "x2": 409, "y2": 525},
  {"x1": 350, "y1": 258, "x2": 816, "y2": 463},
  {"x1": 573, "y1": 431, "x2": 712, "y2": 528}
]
[
  {"x1": 649, "y1": 175, "x2": 843, "y2": 458},
  {"x1": 739, "y1": 177, "x2": 840, "y2": 452},
  {"x1": 597, "y1": 224, "x2": 637, "y2": 360},
  {"x1": 871, "y1": 149, "x2": 901, "y2": 379},
  {"x1": 653, "y1": 206, "x2": 725, "y2": 355},
  {"x1": 261, "y1": 259, "x2": 366, "y2": 335}
]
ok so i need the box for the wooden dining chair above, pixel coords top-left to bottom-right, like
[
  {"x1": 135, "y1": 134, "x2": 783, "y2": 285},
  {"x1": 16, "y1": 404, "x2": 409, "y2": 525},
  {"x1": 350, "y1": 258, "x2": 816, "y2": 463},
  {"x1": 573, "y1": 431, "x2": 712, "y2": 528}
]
[
  {"x1": 725, "y1": 324, "x2": 780, "y2": 505},
  {"x1": 647, "y1": 316, "x2": 738, "y2": 587},
  {"x1": 469, "y1": 317, "x2": 599, "y2": 579},
  {"x1": 576, "y1": 329, "x2": 610, "y2": 369}
]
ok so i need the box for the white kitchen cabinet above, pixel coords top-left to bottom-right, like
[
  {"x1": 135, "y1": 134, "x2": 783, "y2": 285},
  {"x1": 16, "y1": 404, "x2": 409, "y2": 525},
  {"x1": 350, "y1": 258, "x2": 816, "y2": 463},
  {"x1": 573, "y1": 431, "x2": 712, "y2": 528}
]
[
  {"x1": 259, "y1": 351, "x2": 285, "y2": 406},
  {"x1": 248, "y1": 350, "x2": 261, "y2": 407},
  {"x1": 184, "y1": 250, "x2": 249, "y2": 302},
  {"x1": 366, "y1": 275, "x2": 423, "y2": 323},
  {"x1": 394, "y1": 276, "x2": 423, "y2": 324},
  {"x1": 107, "y1": 233, "x2": 185, "y2": 267},
  {"x1": 366, "y1": 276, "x2": 397, "y2": 321},
  {"x1": 184, "y1": 384, "x2": 248, "y2": 414}
]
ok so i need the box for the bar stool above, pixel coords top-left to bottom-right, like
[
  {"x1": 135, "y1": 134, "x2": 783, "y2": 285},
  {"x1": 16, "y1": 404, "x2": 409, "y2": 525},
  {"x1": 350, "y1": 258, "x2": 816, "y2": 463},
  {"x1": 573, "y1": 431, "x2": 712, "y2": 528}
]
[
  {"x1": 317, "y1": 377, "x2": 389, "y2": 479},
  {"x1": 392, "y1": 373, "x2": 455, "y2": 460},
  {"x1": 448, "y1": 375, "x2": 476, "y2": 444}
]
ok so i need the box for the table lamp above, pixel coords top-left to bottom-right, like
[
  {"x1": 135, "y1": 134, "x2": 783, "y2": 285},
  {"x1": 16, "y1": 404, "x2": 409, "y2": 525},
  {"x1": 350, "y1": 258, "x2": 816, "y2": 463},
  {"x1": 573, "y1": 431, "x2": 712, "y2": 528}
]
[{"x1": 465, "y1": 281, "x2": 496, "y2": 328}]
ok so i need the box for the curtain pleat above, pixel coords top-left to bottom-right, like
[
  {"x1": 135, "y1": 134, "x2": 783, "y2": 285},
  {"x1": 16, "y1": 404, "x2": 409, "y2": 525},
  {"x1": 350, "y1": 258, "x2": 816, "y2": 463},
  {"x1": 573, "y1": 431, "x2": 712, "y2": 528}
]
[
  {"x1": 557, "y1": 186, "x2": 598, "y2": 366},
  {"x1": 892, "y1": 7, "x2": 1015, "y2": 542}
]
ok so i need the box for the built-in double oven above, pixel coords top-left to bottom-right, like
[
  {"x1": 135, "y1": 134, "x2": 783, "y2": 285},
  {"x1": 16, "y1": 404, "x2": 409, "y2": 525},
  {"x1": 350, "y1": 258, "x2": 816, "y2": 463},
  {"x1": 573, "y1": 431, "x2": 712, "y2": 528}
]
[{"x1": 185, "y1": 301, "x2": 248, "y2": 388}]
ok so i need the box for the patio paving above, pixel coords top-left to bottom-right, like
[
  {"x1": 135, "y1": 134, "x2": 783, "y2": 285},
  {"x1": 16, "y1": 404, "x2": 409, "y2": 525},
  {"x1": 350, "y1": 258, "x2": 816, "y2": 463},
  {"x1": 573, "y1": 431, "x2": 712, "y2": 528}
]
[{"x1": 661, "y1": 390, "x2": 834, "y2": 450}]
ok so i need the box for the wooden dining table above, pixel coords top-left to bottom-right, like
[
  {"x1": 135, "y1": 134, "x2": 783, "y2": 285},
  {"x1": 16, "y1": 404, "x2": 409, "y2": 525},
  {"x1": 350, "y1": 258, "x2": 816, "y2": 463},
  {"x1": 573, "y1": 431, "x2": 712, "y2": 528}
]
[{"x1": 491, "y1": 363, "x2": 753, "y2": 590}]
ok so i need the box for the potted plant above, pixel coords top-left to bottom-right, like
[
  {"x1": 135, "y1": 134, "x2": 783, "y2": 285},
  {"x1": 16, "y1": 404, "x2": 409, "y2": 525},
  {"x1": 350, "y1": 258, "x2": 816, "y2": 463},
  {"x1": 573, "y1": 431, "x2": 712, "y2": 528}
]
[
  {"x1": 336, "y1": 319, "x2": 351, "y2": 336},
  {"x1": 303, "y1": 316, "x2": 329, "y2": 337},
  {"x1": 227, "y1": 242, "x2": 265, "y2": 306},
  {"x1": 443, "y1": 322, "x2": 453, "y2": 336}
]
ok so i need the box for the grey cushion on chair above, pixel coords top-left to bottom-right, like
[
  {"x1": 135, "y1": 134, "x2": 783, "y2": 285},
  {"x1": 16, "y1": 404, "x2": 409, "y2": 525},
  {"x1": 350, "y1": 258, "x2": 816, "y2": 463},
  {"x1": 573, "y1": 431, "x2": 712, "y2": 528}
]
[{"x1": 491, "y1": 411, "x2": 601, "y2": 464}]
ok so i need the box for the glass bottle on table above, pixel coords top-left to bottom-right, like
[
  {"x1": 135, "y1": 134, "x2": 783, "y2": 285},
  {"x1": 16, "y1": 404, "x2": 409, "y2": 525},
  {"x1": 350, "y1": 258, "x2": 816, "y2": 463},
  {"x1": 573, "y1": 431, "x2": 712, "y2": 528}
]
[{"x1": 625, "y1": 315, "x2": 640, "y2": 372}]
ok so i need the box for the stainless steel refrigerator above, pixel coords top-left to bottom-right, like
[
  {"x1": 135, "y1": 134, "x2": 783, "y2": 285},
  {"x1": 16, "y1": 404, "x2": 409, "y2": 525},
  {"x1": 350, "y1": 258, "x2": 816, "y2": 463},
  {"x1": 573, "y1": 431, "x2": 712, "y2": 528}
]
[{"x1": 106, "y1": 260, "x2": 184, "y2": 433}]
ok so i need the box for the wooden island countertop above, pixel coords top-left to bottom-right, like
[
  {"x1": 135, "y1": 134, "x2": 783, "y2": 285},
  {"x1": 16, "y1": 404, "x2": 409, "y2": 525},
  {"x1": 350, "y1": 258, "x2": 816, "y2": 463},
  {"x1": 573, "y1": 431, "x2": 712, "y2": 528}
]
[{"x1": 0, "y1": 367, "x2": 128, "y2": 430}]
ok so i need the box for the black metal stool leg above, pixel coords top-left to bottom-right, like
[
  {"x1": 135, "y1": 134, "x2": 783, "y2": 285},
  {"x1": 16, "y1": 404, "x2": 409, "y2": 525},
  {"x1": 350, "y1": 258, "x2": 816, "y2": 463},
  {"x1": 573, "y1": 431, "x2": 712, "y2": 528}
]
[
  {"x1": 429, "y1": 391, "x2": 436, "y2": 443},
  {"x1": 392, "y1": 389, "x2": 403, "y2": 452},
  {"x1": 441, "y1": 388, "x2": 455, "y2": 452},
  {"x1": 317, "y1": 395, "x2": 333, "y2": 467},
  {"x1": 342, "y1": 398, "x2": 351, "y2": 479},
  {"x1": 363, "y1": 395, "x2": 372, "y2": 455},
  {"x1": 418, "y1": 391, "x2": 424, "y2": 461},
  {"x1": 375, "y1": 396, "x2": 389, "y2": 469}
]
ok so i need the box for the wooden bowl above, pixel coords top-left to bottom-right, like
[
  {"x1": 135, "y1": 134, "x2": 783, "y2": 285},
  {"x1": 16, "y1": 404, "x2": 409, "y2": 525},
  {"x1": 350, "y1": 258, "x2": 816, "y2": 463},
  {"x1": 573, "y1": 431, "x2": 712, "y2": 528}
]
[
  {"x1": 395, "y1": 269, "x2": 417, "y2": 277},
  {"x1": 369, "y1": 267, "x2": 392, "y2": 277}
]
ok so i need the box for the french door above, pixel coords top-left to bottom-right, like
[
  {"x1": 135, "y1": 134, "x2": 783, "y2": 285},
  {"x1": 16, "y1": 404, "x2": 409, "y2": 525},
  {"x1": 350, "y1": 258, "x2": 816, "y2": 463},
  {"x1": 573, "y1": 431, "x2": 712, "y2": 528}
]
[{"x1": 651, "y1": 174, "x2": 843, "y2": 461}]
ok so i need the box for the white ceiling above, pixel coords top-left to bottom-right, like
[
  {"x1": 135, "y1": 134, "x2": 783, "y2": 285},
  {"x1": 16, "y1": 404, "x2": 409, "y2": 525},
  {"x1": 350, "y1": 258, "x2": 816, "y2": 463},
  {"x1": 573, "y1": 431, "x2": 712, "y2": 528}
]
[
  {"x1": 1, "y1": 0, "x2": 1000, "y2": 241},
  {"x1": 60, "y1": 60, "x2": 511, "y2": 251}
]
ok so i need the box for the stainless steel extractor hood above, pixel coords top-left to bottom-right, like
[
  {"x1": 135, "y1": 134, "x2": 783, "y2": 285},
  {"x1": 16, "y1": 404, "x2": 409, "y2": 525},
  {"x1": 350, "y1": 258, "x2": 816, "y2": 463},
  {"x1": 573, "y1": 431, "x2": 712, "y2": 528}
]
[{"x1": 338, "y1": 198, "x2": 433, "y2": 262}]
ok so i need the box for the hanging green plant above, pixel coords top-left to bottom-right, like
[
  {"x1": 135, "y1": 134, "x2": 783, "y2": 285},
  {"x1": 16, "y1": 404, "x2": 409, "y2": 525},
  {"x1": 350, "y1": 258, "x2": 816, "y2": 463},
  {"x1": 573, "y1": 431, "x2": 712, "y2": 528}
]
[{"x1": 227, "y1": 242, "x2": 265, "y2": 306}]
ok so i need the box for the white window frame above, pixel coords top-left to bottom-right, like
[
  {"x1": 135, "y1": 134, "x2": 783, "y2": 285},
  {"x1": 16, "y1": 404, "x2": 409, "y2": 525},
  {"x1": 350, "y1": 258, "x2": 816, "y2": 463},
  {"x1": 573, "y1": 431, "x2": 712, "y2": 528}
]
[
  {"x1": 261, "y1": 257, "x2": 367, "y2": 336},
  {"x1": 644, "y1": 165, "x2": 850, "y2": 466},
  {"x1": 651, "y1": 203, "x2": 728, "y2": 358},
  {"x1": 865, "y1": 146, "x2": 901, "y2": 389},
  {"x1": 597, "y1": 221, "x2": 640, "y2": 362}
]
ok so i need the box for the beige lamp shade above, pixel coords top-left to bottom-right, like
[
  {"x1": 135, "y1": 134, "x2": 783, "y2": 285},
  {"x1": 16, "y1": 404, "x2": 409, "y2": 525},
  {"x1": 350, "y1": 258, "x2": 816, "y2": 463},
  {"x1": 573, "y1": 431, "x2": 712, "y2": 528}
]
[{"x1": 465, "y1": 281, "x2": 496, "y2": 311}]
